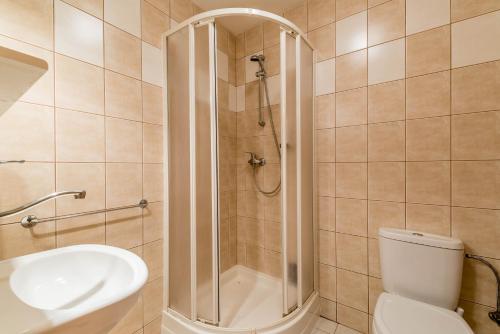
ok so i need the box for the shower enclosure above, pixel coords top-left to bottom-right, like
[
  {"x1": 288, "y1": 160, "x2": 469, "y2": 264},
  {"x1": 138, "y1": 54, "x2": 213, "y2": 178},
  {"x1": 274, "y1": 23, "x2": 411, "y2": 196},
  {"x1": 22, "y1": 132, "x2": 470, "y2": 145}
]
[{"x1": 162, "y1": 8, "x2": 316, "y2": 333}]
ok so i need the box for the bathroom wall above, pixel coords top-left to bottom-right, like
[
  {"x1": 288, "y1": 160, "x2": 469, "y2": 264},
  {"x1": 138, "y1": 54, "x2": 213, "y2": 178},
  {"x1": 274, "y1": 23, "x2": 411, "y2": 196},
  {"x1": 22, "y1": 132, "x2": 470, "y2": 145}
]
[
  {"x1": 234, "y1": 23, "x2": 283, "y2": 278},
  {"x1": 0, "y1": 0, "x2": 188, "y2": 333},
  {"x1": 275, "y1": 0, "x2": 500, "y2": 333}
]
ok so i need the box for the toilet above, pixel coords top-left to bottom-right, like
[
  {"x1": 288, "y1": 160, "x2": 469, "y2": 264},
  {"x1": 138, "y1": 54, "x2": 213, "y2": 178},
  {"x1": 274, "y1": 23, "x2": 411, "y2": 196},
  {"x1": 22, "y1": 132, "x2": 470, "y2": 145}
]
[{"x1": 373, "y1": 228, "x2": 474, "y2": 334}]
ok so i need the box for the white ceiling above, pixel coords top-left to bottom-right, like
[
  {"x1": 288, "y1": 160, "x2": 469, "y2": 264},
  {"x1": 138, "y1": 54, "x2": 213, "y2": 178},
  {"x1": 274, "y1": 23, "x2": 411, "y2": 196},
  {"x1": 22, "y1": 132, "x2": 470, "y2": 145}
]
[{"x1": 192, "y1": 0, "x2": 304, "y2": 35}]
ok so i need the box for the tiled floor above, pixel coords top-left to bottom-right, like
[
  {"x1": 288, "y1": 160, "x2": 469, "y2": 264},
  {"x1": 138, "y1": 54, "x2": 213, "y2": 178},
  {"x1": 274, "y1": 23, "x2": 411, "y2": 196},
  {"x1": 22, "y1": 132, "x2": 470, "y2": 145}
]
[{"x1": 312, "y1": 317, "x2": 363, "y2": 334}]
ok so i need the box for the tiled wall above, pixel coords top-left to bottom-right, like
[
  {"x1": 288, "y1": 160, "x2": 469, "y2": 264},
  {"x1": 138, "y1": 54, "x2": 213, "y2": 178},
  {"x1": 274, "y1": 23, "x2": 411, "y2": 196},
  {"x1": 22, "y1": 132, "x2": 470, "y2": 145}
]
[
  {"x1": 0, "y1": 0, "x2": 188, "y2": 333},
  {"x1": 275, "y1": 0, "x2": 500, "y2": 333},
  {"x1": 234, "y1": 23, "x2": 283, "y2": 278}
]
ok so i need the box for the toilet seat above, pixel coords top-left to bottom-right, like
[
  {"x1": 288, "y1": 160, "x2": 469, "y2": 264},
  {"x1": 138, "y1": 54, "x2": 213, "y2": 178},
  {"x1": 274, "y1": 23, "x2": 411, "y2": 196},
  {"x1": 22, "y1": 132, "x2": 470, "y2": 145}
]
[{"x1": 373, "y1": 293, "x2": 474, "y2": 334}]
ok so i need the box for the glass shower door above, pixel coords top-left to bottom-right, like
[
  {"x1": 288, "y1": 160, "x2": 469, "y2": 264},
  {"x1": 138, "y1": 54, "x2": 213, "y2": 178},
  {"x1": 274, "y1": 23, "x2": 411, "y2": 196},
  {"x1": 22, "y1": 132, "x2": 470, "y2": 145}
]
[{"x1": 166, "y1": 20, "x2": 219, "y2": 325}]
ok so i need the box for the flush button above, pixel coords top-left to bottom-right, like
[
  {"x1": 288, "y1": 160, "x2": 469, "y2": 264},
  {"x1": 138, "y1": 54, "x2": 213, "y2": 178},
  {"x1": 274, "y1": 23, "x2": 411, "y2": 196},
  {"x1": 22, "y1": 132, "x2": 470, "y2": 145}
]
[{"x1": 412, "y1": 232, "x2": 424, "y2": 237}]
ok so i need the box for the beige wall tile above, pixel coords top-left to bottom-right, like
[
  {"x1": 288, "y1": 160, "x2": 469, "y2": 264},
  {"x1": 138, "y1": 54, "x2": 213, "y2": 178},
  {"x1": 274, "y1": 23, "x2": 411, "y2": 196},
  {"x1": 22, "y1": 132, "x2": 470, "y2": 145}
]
[
  {"x1": 406, "y1": 25, "x2": 451, "y2": 77},
  {"x1": 336, "y1": 50, "x2": 368, "y2": 91},
  {"x1": 336, "y1": 0, "x2": 367, "y2": 21},
  {"x1": 106, "y1": 117, "x2": 143, "y2": 163},
  {"x1": 320, "y1": 297, "x2": 337, "y2": 321},
  {"x1": 308, "y1": 23, "x2": 335, "y2": 61},
  {"x1": 451, "y1": 60, "x2": 500, "y2": 114},
  {"x1": 461, "y1": 299, "x2": 498, "y2": 334},
  {"x1": 368, "y1": 237, "x2": 381, "y2": 277},
  {"x1": 62, "y1": 0, "x2": 104, "y2": 18},
  {"x1": 56, "y1": 108, "x2": 105, "y2": 162},
  {"x1": 337, "y1": 304, "x2": 369, "y2": 334},
  {"x1": 143, "y1": 201, "x2": 163, "y2": 243},
  {"x1": 336, "y1": 87, "x2": 367, "y2": 126},
  {"x1": 451, "y1": 0, "x2": 500, "y2": 22},
  {"x1": 368, "y1": 0, "x2": 389, "y2": 8},
  {"x1": 452, "y1": 161, "x2": 500, "y2": 209},
  {"x1": 235, "y1": 33, "x2": 245, "y2": 60},
  {"x1": 56, "y1": 163, "x2": 105, "y2": 214},
  {"x1": 406, "y1": 116, "x2": 451, "y2": 160},
  {"x1": 319, "y1": 230, "x2": 336, "y2": 266},
  {"x1": 55, "y1": 54, "x2": 104, "y2": 114},
  {"x1": 316, "y1": 58, "x2": 336, "y2": 95},
  {"x1": 315, "y1": 94, "x2": 335, "y2": 129},
  {"x1": 318, "y1": 163, "x2": 336, "y2": 197},
  {"x1": 56, "y1": 213, "x2": 105, "y2": 247},
  {"x1": 368, "y1": 0, "x2": 405, "y2": 46},
  {"x1": 337, "y1": 269, "x2": 369, "y2": 312},
  {"x1": 368, "y1": 162, "x2": 405, "y2": 202},
  {"x1": 0, "y1": 0, "x2": 53, "y2": 49},
  {"x1": 106, "y1": 163, "x2": 143, "y2": 207},
  {"x1": 263, "y1": 44, "x2": 280, "y2": 77},
  {"x1": 142, "y1": 82, "x2": 163, "y2": 125},
  {"x1": 336, "y1": 125, "x2": 367, "y2": 162},
  {"x1": 452, "y1": 207, "x2": 499, "y2": 259},
  {"x1": 368, "y1": 38, "x2": 405, "y2": 85},
  {"x1": 461, "y1": 257, "x2": 500, "y2": 308},
  {"x1": 406, "y1": 0, "x2": 450, "y2": 35},
  {"x1": 316, "y1": 128, "x2": 336, "y2": 162},
  {"x1": 142, "y1": 1, "x2": 169, "y2": 48},
  {"x1": 104, "y1": 0, "x2": 141, "y2": 37},
  {"x1": 0, "y1": 102, "x2": 54, "y2": 161},
  {"x1": 263, "y1": 21, "x2": 280, "y2": 49},
  {"x1": 451, "y1": 111, "x2": 500, "y2": 160},
  {"x1": 0, "y1": 221, "x2": 55, "y2": 260},
  {"x1": 319, "y1": 196, "x2": 336, "y2": 231},
  {"x1": 143, "y1": 278, "x2": 163, "y2": 324},
  {"x1": 451, "y1": 10, "x2": 500, "y2": 68},
  {"x1": 367, "y1": 79, "x2": 405, "y2": 123},
  {"x1": 244, "y1": 24, "x2": 263, "y2": 56},
  {"x1": 368, "y1": 121, "x2": 405, "y2": 161},
  {"x1": 336, "y1": 11, "x2": 367, "y2": 56},
  {"x1": 105, "y1": 70, "x2": 142, "y2": 121},
  {"x1": 407, "y1": 161, "x2": 451, "y2": 205},
  {"x1": 110, "y1": 294, "x2": 143, "y2": 334},
  {"x1": 406, "y1": 203, "x2": 450, "y2": 235},
  {"x1": 336, "y1": 198, "x2": 368, "y2": 237},
  {"x1": 142, "y1": 42, "x2": 162, "y2": 86},
  {"x1": 369, "y1": 276, "x2": 383, "y2": 315},
  {"x1": 104, "y1": 23, "x2": 141, "y2": 79},
  {"x1": 319, "y1": 263, "x2": 337, "y2": 301},
  {"x1": 406, "y1": 71, "x2": 450, "y2": 119},
  {"x1": 336, "y1": 233, "x2": 368, "y2": 274},
  {"x1": 143, "y1": 164, "x2": 163, "y2": 203},
  {"x1": 0, "y1": 163, "x2": 55, "y2": 226},
  {"x1": 308, "y1": 0, "x2": 335, "y2": 32},
  {"x1": 170, "y1": 0, "x2": 192, "y2": 22},
  {"x1": 143, "y1": 240, "x2": 163, "y2": 282},
  {"x1": 143, "y1": 123, "x2": 163, "y2": 163},
  {"x1": 284, "y1": 2, "x2": 308, "y2": 33},
  {"x1": 106, "y1": 207, "x2": 143, "y2": 248},
  {"x1": 368, "y1": 200, "x2": 405, "y2": 238},
  {"x1": 55, "y1": 0, "x2": 103, "y2": 66},
  {"x1": 336, "y1": 163, "x2": 368, "y2": 199}
]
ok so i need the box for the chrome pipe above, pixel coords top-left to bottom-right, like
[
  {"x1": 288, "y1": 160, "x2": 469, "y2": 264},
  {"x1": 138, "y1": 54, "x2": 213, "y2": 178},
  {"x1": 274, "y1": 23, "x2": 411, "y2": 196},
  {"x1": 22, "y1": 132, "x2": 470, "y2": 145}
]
[{"x1": 0, "y1": 190, "x2": 86, "y2": 218}]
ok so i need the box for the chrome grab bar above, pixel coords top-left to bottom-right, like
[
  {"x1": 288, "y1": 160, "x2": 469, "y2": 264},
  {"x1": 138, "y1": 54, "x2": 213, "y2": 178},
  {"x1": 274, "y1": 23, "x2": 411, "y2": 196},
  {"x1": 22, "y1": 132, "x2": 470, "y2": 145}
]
[
  {"x1": 19, "y1": 199, "x2": 148, "y2": 228},
  {"x1": 0, "y1": 160, "x2": 25, "y2": 164},
  {"x1": 0, "y1": 190, "x2": 86, "y2": 218}
]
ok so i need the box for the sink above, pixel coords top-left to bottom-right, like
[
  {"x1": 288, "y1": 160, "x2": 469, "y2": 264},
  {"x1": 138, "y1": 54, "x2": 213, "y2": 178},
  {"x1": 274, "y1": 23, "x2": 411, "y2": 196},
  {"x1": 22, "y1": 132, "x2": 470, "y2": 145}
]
[{"x1": 0, "y1": 244, "x2": 148, "y2": 334}]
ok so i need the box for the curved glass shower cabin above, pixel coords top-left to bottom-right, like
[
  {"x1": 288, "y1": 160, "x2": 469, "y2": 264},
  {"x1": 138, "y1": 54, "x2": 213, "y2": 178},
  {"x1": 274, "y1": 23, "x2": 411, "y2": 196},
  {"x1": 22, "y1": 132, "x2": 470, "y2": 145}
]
[{"x1": 162, "y1": 8, "x2": 317, "y2": 333}]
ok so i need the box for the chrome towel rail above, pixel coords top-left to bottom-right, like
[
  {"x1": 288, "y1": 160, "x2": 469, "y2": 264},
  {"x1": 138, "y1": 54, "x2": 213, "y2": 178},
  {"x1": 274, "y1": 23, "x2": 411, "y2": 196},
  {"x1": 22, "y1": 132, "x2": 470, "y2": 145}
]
[
  {"x1": 19, "y1": 199, "x2": 149, "y2": 228},
  {"x1": 0, "y1": 190, "x2": 87, "y2": 218}
]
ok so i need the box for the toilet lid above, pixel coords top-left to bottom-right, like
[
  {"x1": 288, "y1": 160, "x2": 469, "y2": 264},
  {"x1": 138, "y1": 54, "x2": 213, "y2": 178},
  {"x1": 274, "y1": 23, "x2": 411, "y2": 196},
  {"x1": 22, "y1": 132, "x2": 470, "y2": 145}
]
[{"x1": 374, "y1": 293, "x2": 474, "y2": 334}]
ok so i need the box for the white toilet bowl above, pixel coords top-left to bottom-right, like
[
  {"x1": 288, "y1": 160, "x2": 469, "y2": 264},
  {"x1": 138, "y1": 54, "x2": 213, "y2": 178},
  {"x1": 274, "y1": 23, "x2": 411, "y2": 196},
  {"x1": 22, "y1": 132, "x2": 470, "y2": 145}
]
[{"x1": 373, "y1": 293, "x2": 474, "y2": 334}]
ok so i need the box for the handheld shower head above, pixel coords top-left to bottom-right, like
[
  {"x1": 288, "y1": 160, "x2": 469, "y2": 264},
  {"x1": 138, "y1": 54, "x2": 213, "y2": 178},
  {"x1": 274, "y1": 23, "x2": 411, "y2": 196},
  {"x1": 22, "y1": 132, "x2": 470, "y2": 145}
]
[{"x1": 250, "y1": 54, "x2": 265, "y2": 62}]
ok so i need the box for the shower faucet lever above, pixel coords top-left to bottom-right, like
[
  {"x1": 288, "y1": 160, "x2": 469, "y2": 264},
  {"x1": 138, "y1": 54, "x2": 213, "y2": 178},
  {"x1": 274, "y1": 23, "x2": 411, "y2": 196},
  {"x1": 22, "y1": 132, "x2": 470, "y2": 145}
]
[{"x1": 245, "y1": 152, "x2": 266, "y2": 167}]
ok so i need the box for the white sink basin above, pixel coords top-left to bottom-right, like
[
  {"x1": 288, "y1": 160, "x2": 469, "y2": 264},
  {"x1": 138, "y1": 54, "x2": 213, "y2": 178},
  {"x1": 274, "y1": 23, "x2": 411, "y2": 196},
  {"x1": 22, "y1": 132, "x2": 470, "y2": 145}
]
[{"x1": 0, "y1": 244, "x2": 148, "y2": 334}]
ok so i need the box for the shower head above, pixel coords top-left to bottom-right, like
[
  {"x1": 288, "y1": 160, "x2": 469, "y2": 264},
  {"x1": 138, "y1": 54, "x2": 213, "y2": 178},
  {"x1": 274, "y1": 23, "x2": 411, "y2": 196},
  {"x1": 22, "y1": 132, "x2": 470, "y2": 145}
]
[{"x1": 250, "y1": 54, "x2": 266, "y2": 76}]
